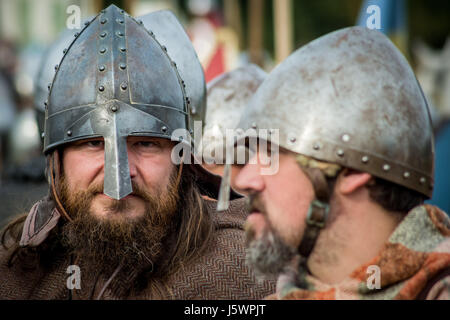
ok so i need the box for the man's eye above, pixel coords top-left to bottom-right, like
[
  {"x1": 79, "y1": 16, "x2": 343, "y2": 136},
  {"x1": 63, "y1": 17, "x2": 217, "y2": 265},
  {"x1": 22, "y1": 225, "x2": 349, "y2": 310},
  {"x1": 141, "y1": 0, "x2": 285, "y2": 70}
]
[
  {"x1": 86, "y1": 140, "x2": 104, "y2": 148},
  {"x1": 136, "y1": 141, "x2": 160, "y2": 148}
]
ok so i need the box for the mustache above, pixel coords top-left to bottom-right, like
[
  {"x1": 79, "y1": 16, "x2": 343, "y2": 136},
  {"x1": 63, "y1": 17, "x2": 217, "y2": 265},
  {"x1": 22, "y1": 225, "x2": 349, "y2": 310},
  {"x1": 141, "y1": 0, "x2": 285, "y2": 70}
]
[
  {"x1": 88, "y1": 181, "x2": 154, "y2": 201},
  {"x1": 60, "y1": 178, "x2": 163, "y2": 217},
  {"x1": 94, "y1": 181, "x2": 163, "y2": 214},
  {"x1": 245, "y1": 192, "x2": 267, "y2": 215}
]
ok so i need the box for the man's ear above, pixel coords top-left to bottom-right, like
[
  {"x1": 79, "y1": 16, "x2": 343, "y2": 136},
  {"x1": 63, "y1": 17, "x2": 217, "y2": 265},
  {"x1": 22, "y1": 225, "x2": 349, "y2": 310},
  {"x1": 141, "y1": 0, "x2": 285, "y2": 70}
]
[{"x1": 338, "y1": 169, "x2": 372, "y2": 195}]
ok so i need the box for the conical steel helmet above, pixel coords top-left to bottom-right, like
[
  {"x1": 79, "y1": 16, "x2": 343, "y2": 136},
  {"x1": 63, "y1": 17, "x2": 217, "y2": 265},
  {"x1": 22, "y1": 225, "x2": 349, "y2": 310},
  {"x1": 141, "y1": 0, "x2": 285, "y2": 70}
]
[
  {"x1": 43, "y1": 5, "x2": 198, "y2": 200},
  {"x1": 203, "y1": 64, "x2": 267, "y2": 162},
  {"x1": 237, "y1": 26, "x2": 434, "y2": 197}
]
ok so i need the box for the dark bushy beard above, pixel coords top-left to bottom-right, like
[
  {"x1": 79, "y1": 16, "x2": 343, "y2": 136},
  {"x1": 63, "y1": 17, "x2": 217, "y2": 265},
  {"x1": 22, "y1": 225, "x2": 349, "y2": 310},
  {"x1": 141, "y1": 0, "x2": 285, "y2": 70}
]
[{"x1": 58, "y1": 170, "x2": 179, "y2": 278}]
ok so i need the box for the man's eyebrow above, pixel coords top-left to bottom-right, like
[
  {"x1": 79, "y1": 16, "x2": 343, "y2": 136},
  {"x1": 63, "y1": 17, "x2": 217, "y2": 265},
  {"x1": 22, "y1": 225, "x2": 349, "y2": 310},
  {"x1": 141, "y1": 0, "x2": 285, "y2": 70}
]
[{"x1": 72, "y1": 137, "x2": 104, "y2": 145}]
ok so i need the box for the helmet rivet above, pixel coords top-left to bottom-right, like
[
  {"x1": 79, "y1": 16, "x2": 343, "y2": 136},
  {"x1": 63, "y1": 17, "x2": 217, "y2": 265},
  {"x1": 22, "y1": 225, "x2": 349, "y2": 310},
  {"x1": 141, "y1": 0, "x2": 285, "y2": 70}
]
[
  {"x1": 100, "y1": 31, "x2": 107, "y2": 38},
  {"x1": 63, "y1": 48, "x2": 67, "y2": 54},
  {"x1": 116, "y1": 31, "x2": 124, "y2": 37},
  {"x1": 47, "y1": 83, "x2": 51, "y2": 91},
  {"x1": 161, "y1": 126, "x2": 168, "y2": 133},
  {"x1": 41, "y1": 132, "x2": 45, "y2": 138},
  {"x1": 111, "y1": 105, "x2": 118, "y2": 112},
  {"x1": 74, "y1": 32, "x2": 79, "y2": 38},
  {"x1": 99, "y1": 65, "x2": 105, "y2": 72},
  {"x1": 100, "y1": 47, "x2": 106, "y2": 54},
  {"x1": 138, "y1": 20, "x2": 143, "y2": 25},
  {"x1": 162, "y1": 45, "x2": 167, "y2": 52},
  {"x1": 337, "y1": 149, "x2": 344, "y2": 157},
  {"x1": 149, "y1": 31, "x2": 154, "y2": 36},
  {"x1": 361, "y1": 156, "x2": 369, "y2": 163},
  {"x1": 269, "y1": 129, "x2": 275, "y2": 135},
  {"x1": 117, "y1": 18, "x2": 124, "y2": 24},
  {"x1": 120, "y1": 47, "x2": 126, "y2": 52},
  {"x1": 403, "y1": 171, "x2": 410, "y2": 179},
  {"x1": 179, "y1": 136, "x2": 183, "y2": 142},
  {"x1": 189, "y1": 129, "x2": 194, "y2": 135},
  {"x1": 251, "y1": 123, "x2": 257, "y2": 129},
  {"x1": 120, "y1": 10, "x2": 125, "y2": 14},
  {"x1": 383, "y1": 164, "x2": 390, "y2": 171},
  {"x1": 186, "y1": 97, "x2": 190, "y2": 104},
  {"x1": 313, "y1": 143, "x2": 320, "y2": 150},
  {"x1": 44, "y1": 100, "x2": 48, "y2": 107},
  {"x1": 99, "y1": 85, "x2": 105, "y2": 92},
  {"x1": 101, "y1": 18, "x2": 107, "y2": 24},
  {"x1": 289, "y1": 137, "x2": 297, "y2": 143},
  {"x1": 191, "y1": 107, "x2": 197, "y2": 115},
  {"x1": 420, "y1": 177, "x2": 426, "y2": 184},
  {"x1": 54, "y1": 64, "x2": 59, "y2": 71},
  {"x1": 67, "y1": 130, "x2": 72, "y2": 136},
  {"x1": 172, "y1": 61, "x2": 177, "y2": 67},
  {"x1": 84, "y1": 21, "x2": 89, "y2": 26},
  {"x1": 119, "y1": 63, "x2": 126, "y2": 70},
  {"x1": 342, "y1": 134, "x2": 350, "y2": 142},
  {"x1": 120, "y1": 82, "x2": 127, "y2": 90}
]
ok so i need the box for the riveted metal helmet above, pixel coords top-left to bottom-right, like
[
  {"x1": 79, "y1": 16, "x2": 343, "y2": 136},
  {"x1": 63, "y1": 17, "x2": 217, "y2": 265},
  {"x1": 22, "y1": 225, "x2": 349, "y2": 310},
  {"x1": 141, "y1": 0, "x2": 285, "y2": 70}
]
[
  {"x1": 238, "y1": 26, "x2": 434, "y2": 198},
  {"x1": 44, "y1": 5, "x2": 197, "y2": 200},
  {"x1": 203, "y1": 64, "x2": 267, "y2": 162}
]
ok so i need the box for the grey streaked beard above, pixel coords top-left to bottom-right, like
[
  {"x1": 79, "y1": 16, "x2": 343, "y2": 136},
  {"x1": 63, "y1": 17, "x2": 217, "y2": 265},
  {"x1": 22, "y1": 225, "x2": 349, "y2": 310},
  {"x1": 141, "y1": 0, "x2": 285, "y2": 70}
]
[{"x1": 245, "y1": 229, "x2": 296, "y2": 278}]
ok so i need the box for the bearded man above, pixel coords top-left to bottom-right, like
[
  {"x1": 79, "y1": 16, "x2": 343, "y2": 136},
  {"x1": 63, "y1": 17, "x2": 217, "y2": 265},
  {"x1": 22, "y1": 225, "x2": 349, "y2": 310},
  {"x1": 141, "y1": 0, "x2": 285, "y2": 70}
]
[
  {"x1": 0, "y1": 5, "x2": 275, "y2": 299},
  {"x1": 231, "y1": 27, "x2": 450, "y2": 300}
]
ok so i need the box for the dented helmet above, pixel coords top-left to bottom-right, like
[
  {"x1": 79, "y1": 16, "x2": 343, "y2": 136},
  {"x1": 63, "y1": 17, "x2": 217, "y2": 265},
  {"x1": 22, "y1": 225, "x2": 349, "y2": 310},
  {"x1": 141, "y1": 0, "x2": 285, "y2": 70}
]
[{"x1": 238, "y1": 26, "x2": 434, "y2": 198}]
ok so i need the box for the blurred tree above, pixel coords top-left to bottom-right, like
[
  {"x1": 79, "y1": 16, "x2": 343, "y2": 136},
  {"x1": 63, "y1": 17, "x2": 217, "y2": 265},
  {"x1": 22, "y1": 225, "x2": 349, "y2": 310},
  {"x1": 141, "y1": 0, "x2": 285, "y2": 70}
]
[
  {"x1": 236, "y1": 0, "x2": 449, "y2": 64},
  {"x1": 292, "y1": 0, "x2": 361, "y2": 49},
  {"x1": 104, "y1": 0, "x2": 126, "y2": 11},
  {"x1": 410, "y1": 0, "x2": 450, "y2": 49}
]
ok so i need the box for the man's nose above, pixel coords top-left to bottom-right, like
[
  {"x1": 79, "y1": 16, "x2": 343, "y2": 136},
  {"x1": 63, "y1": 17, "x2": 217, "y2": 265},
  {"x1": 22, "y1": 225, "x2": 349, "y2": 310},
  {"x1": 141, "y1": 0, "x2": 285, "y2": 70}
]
[{"x1": 233, "y1": 153, "x2": 265, "y2": 194}]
